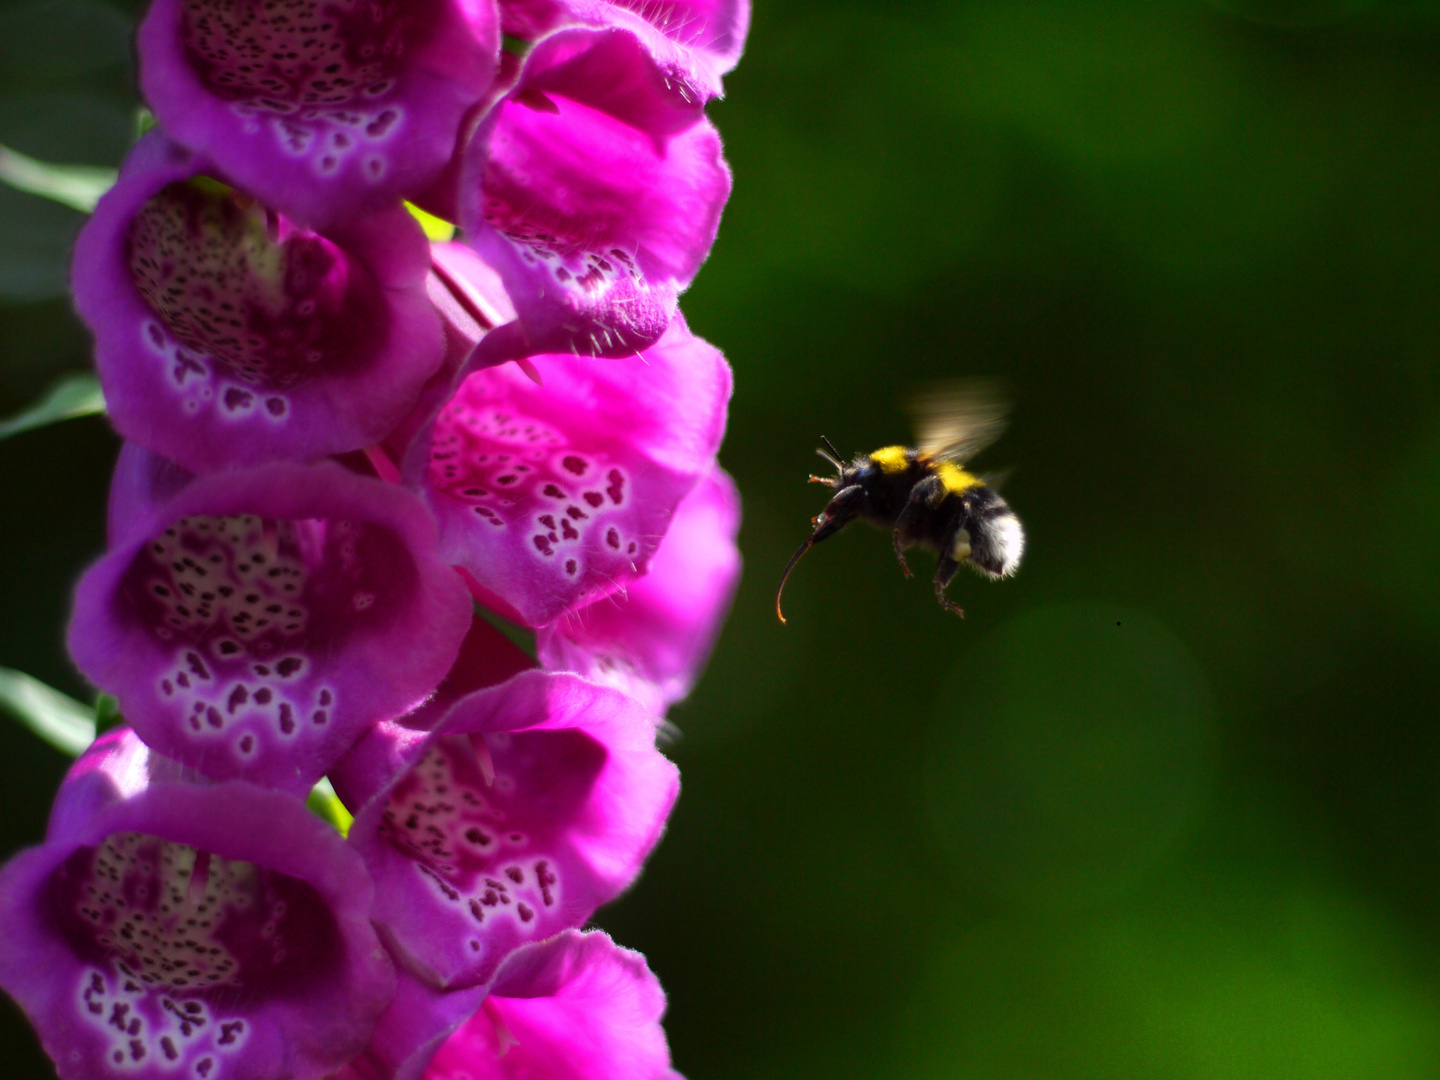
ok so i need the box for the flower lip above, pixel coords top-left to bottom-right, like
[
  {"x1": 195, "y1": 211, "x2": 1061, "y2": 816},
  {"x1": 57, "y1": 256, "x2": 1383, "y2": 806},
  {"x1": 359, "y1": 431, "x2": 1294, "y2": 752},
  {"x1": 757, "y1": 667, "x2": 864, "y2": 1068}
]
[
  {"x1": 405, "y1": 312, "x2": 732, "y2": 629},
  {"x1": 0, "y1": 730, "x2": 394, "y2": 1080},
  {"x1": 69, "y1": 456, "x2": 473, "y2": 795},
  {"x1": 72, "y1": 133, "x2": 444, "y2": 476},
  {"x1": 419, "y1": 930, "x2": 678, "y2": 1080},
  {"x1": 501, "y1": 0, "x2": 751, "y2": 80},
  {"x1": 459, "y1": 23, "x2": 731, "y2": 359},
  {"x1": 137, "y1": 0, "x2": 501, "y2": 228},
  {"x1": 332, "y1": 669, "x2": 679, "y2": 991}
]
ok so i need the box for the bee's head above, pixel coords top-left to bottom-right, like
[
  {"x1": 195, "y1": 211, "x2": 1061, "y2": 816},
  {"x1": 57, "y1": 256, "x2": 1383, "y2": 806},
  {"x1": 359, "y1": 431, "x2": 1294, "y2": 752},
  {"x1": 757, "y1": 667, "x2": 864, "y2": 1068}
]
[{"x1": 776, "y1": 439, "x2": 863, "y2": 622}]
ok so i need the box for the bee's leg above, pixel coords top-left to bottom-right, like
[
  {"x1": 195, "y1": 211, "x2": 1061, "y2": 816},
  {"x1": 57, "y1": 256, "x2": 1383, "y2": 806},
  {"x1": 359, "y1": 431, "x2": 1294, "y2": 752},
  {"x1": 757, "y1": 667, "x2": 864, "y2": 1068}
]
[
  {"x1": 933, "y1": 556, "x2": 965, "y2": 618},
  {"x1": 892, "y1": 475, "x2": 946, "y2": 580}
]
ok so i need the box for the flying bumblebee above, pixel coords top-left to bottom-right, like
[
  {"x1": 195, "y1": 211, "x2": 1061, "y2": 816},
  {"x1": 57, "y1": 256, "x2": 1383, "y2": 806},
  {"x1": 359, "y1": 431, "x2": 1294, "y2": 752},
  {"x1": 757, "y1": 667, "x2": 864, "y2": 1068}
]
[{"x1": 775, "y1": 382, "x2": 1025, "y2": 622}]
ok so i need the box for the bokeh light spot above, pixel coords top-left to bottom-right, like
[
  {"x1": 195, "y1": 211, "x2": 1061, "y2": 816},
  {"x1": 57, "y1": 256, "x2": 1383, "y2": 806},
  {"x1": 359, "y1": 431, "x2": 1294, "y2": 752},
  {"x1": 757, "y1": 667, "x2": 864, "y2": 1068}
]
[{"x1": 923, "y1": 602, "x2": 1217, "y2": 909}]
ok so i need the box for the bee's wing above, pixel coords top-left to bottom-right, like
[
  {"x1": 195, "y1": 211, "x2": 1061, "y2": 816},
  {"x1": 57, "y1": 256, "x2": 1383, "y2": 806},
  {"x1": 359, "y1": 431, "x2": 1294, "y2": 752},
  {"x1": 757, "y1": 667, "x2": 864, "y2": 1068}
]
[{"x1": 907, "y1": 380, "x2": 1009, "y2": 464}]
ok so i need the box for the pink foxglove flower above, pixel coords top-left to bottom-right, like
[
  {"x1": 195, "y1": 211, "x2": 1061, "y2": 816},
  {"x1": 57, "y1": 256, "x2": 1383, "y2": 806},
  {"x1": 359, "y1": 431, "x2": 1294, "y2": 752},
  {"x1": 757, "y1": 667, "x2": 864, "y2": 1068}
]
[
  {"x1": 404, "y1": 313, "x2": 731, "y2": 628},
  {"x1": 421, "y1": 930, "x2": 681, "y2": 1080},
  {"x1": 331, "y1": 670, "x2": 679, "y2": 990},
  {"x1": 539, "y1": 466, "x2": 740, "y2": 713},
  {"x1": 457, "y1": 23, "x2": 731, "y2": 359},
  {"x1": 69, "y1": 453, "x2": 472, "y2": 794},
  {"x1": 0, "y1": 730, "x2": 394, "y2": 1080},
  {"x1": 501, "y1": 0, "x2": 750, "y2": 80},
  {"x1": 137, "y1": 0, "x2": 501, "y2": 228},
  {"x1": 73, "y1": 134, "x2": 444, "y2": 475}
]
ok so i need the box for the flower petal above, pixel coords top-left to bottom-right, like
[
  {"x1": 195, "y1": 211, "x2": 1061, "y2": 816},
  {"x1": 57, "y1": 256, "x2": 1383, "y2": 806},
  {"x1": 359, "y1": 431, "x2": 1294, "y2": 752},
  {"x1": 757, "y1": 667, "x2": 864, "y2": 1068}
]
[
  {"x1": 137, "y1": 0, "x2": 501, "y2": 227},
  {"x1": 332, "y1": 670, "x2": 679, "y2": 990},
  {"x1": 0, "y1": 730, "x2": 394, "y2": 1080},
  {"x1": 501, "y1": 0, "x2": 749, "y2": 78},
  {"x1": 332, "y1": 969, "x2": 487, "y2": 1080},
  {"x1": 459, "y1": 24, "x2": 730, "y2": 358},
  {"x1": 405, "y1": 314, "x2": 731, "y2": 628},
  {"x1": 69, "y1": 455, "x2": 472, "y2": 794},
  {"x1": 73, "y1": 134, "x2": 444, "y2": 474},
  {"x1": 422, "y1": 930, "x2": 679, "y2": 1080},
  {"x1": 538, "y1": 466, "x2": 739, "y2": 713}
]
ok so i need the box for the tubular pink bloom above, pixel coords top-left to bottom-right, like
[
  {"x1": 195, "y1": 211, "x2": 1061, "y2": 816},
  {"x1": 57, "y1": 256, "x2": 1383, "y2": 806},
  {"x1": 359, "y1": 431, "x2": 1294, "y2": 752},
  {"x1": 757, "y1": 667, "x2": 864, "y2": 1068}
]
[
  {"x1": 137, "y1": 0, "x2": 501, "y2": 228},
  {"x1": 402, "y1": 314, "x2": 731, "y2": 628},
  {"x1": 539, "y1": 466, "x2": 740, "y2": 714},
  {"x1": 418, "y1": 931, "x2": 681, "y2": 1080},
  {"x1": 69, "y1": 454, "x2": 472, "y2": 795},
  {"x1": 457, "y1": 24, "x2": 731, "y2": 359},
  {"x1": 72, "y1": 134, "x2": 444, "y2": 475},
  {"x1": 0, "y1": 729, "x2": 394, "y2": 1080},
  {"x1": 330, "y1": 670, "x2": 679, "y2": 991},
  {"x1": 501, "y1": 0, "x2": 749, "y2": 79}
]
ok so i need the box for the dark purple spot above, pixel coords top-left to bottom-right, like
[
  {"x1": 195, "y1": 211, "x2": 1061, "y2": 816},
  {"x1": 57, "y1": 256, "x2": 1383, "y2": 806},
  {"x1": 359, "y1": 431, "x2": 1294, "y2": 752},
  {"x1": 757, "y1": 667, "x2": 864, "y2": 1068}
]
[
  {"x1": 223, "y1": 387, "x2": 253, "y2": 412},
  {"x1": 606, "y1": 528, "x2": 621, "y2": 550},
  {"x1": 583, "y1": 492, "x2": 605, "y2": 508},
  {"x1": 562, "y1": 455, "x2": 587, "y2": 475}
]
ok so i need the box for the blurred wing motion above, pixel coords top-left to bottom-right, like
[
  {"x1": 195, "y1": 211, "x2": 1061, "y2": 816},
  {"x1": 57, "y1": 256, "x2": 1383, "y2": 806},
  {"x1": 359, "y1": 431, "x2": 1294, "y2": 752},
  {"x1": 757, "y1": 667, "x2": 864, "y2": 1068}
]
[{"x1": 907, "y1": 380, "x2": 1009, "y2": 464}]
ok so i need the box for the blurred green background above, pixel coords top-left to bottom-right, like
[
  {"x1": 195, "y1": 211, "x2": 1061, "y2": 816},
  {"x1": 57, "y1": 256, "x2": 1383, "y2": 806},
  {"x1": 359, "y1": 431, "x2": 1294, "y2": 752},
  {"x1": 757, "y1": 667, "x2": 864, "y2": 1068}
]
[{"x1": 5, "y1": 0, "x2": 1440, "y2": 1076}]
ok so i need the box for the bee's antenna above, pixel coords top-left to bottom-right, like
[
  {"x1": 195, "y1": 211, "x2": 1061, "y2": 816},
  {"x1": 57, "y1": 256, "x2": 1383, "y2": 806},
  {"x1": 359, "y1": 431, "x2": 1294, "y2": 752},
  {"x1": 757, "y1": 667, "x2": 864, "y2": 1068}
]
[
  {"x1": 821, "y1": 435, "x2": 843, "y2": 463},
  {"x1": 775, "y1": 537, "x2": 815, "y2": 624}
]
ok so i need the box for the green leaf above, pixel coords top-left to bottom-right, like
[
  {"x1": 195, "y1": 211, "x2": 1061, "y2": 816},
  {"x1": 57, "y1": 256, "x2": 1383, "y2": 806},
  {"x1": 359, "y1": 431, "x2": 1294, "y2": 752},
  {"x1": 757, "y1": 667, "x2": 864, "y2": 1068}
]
[
  {"x1": 0, "y1": 373, "x2": 106, "y2": 441},
  {"x1": 405, "y1": 200, "x2": 456, "y2": 242},
  {"x1": 307, "y1": 778, "x2": 354, "y2": 837},
  {"x1": 0, "y1": 141, "x2": 115, "y2": 212},
  {"x1": 474, "y1": 603, "x2": 538, "y2": 660},
  {"x1": 0, "y1": 667, "x2": 95, "y2": 757},
  {"x1": 94, "y1": 693, "x2": 123, "y2": 736}
]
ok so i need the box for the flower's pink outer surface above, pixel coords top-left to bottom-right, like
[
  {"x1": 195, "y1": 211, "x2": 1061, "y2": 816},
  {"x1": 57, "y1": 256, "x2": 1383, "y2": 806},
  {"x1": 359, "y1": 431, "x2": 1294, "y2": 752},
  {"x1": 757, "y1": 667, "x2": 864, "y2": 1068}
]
[
  {"x1": 136, "y1": 0, "x2": 500, "y2": 228},
  {"x1": 422, "y1": 930, "x2": 681, "y2": 1080},
  {"x1": 0, "y1": 729, "x2": 394, "y2": 1080},
  {"x1": 330, "y1": 971, "x2": 486, "y2": 1080},
  {"x1": 502, "y1": 0, "x2": 749, "y2": 79},
  {"x1": 331, "y1": 670, "x2": 679, "y2": 991},
  {"x1": 539, "y1": 467, "x2": 739, "y2": 713},
  {"x1": 69, "y1": 457, "x2": 472, "y2": 795},
  {"x1": 72, "y1": 134, "x2": 443, "y2": 475},
  {"x1": 458, "y1": 24, "x2": 731, "y2": 359},
  {"x1": 404, "y1": 314, "x2": 731, "y2": 628}
]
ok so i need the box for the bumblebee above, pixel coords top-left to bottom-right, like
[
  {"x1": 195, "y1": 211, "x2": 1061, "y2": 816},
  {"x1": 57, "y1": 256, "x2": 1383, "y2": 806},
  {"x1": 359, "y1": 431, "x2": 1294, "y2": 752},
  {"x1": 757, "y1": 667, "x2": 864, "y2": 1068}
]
[{"x1": 776, "y1": 383, "x2": 1025, "y2": 622}]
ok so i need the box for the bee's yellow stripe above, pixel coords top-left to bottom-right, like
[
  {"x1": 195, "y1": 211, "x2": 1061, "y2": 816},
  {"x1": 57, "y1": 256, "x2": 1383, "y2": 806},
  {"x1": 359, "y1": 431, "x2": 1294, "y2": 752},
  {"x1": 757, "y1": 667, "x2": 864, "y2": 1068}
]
[
  {"x1": 936, "y1": 462, "x2": 980, "y2": 495},
  {"x1": 869, "y1": 446, "x2": 909, "y2": 473}
]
